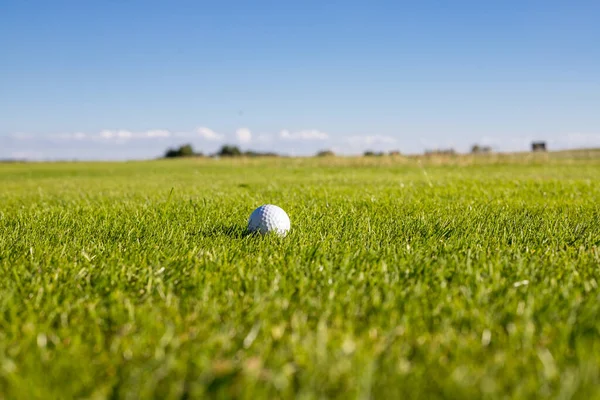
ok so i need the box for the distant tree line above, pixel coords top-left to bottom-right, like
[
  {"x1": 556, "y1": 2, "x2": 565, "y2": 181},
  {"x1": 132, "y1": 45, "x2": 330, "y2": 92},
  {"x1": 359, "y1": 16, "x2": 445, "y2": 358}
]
[
  {"x1": 424, "y1": 148, "x2": 457, "y2": 156},
  {"x1": 163, "y1": 145, "x2": 408, "y2": 159},
  {"x1": 164, "y1": 144, "x2": 198, "y2": 158},
  {"x1": 315, "y1": 150, "x2": 335, "y2": 157},
  {"x1": 470, "y1": 144, "x2": 492, "y2": 154},
  {"x1": 363, "y1": 150, "x2": 401, "y2": 157},
  {"x1": 163, "y1": 144, "x2": 279, "y2": 159},
  {"x1": 163, "y1": 144, "x2": 503, "y2": 158}
]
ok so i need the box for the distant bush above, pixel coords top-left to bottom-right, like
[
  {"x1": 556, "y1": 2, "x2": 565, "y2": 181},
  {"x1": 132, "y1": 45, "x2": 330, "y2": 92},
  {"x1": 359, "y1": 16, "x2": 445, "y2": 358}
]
[
  {"x1": 425, "y1": 148, "x2": 456, "y2": 156},
  {"x1": 164, "y1": 144, "x2": 200, "y2": 158},
  {"x1": 364, "y1": 150, "x2": 384, "y2": 157},
  {"x1": 218, "y1": 145, "x2": 242, "y2": 157},
  {"x1": 316, "y1": 150, "x2": 335, "y2": 157},
  {"x1": 211, "y1": 146, "x2": 281, "y2": 158},
  {"x1": 243, "y1": 150, "x2": 279, "y2": 157},
  {"x1": 389, "y1": 150, "x2": 401, "y2": 156},
  {"x1": 471, "y1": 144, "x2": 492, "y2": 154}
]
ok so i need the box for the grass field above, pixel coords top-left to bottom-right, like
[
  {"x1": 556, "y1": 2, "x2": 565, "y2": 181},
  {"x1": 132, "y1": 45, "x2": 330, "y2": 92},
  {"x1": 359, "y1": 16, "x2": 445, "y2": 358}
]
[{"x1": 0, "y1": 154, "x2": 599, "y2": 399}]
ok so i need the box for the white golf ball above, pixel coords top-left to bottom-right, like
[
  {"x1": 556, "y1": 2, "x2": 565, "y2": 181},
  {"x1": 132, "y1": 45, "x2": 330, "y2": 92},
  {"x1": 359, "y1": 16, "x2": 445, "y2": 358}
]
[{"x1": 247, "y1": 204, "x2": 291, "y2": 237}]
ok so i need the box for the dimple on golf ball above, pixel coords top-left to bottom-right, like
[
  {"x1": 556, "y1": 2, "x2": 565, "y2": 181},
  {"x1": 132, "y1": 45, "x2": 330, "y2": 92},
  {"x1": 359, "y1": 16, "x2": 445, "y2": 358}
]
[{"x1": 247, "y1": 204, "x2": 291, "y2": 237}]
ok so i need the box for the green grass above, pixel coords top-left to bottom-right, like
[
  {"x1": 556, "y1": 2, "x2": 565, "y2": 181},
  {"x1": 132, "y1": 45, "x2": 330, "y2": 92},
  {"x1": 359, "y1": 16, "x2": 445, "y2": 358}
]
[{"x1": 0, "y1": 155, "x2": 599, "y2": 399}]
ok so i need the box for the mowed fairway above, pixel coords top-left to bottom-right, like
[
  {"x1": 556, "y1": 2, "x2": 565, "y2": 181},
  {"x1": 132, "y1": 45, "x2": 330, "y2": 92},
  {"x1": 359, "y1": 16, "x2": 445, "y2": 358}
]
[{"x1": 0, "y1": 155, "x2": 599, "y2": 399}]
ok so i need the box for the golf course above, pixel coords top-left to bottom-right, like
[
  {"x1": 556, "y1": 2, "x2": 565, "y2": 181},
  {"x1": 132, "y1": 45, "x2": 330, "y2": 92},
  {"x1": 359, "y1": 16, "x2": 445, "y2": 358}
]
[{"x1": 0, "y1": 152, "x2": 598, "y2": 399}]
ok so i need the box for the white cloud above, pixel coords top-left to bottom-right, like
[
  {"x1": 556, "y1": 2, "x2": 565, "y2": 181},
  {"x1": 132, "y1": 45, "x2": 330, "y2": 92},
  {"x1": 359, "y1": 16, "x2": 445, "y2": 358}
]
[
  {"x1": 235, "y1": 128, "x2": 252, "y2": 143},
  {"x1": 475, "y1": 136, "x2": 532, "y2": 152},
  {"x1": 103, "y1": 130, "x2": 166, "y2": 142},
  {"x1": 256, "y1": 133, "x2": 273, "y2": 143},
  {"x1": 10, "y1": 132, "x2": 34, "y2": 140},
  {"x1": 9, "y1": 129, "x2": 175, "y2": 143},
  {"x1": 53, "y1": 133, "x2": 77, "y2": 140},
  {"x1": 279, "y1": 129, "x2": 329, "y2": 141},
  {"x1": 143, "y1": 130, "x2": 170, "y2": 138},
  {"x1": 9, "y1": 128, "x2": 214, "y2": 143},
  {"x1": 4, "y1": 127, "x2": 401, "y2": 159},
  {"x1": 346, "y1": 135, "x2": 397, "y2": 146},
  {"x1": 99, "y1": 130, "x2": 127, "y2": 140},
  {"x1": 10, "y1": 151, "x2": 44, "y2": 159},
  {"x1": 100, "y1": 130, "x2": 115, "y2": 139},
  {"x1": 562, "y1": 133, "x2": 600, "y2": 148},
  {"x1": 98, "y1": 130, "x2": 140, "y2": 140},
  {"x1": 196, "y1": 127, "x2": 223, "y2": 141},
  {"x1": 173, "y1": 131, "x2": 194, "y2": 138}
]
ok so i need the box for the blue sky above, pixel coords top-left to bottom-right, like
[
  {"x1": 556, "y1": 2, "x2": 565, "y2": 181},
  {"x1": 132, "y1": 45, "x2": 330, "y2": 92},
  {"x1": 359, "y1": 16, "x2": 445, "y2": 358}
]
[{"x1": 1, "y1": 0, "x2": 599, "y2": 160}]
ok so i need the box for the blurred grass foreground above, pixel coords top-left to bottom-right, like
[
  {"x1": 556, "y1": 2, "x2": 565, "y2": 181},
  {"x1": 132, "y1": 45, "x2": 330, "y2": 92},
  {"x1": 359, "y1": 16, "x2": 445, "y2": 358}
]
[{"x1": 0, "y1": 151, "x2": 599, "y2": 399}]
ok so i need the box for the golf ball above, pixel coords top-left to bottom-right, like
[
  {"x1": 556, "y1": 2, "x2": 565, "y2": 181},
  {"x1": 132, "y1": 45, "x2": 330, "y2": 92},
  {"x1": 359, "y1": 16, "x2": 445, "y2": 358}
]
[{"x1": 247, "y1": 204, "x2": 291, "y2": 237}]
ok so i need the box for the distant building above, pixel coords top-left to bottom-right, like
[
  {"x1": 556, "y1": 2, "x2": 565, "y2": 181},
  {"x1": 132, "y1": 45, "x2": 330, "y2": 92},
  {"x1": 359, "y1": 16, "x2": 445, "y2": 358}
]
[{"x1": 531, "y1": 141, "x2": 547, "y2": 152}]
